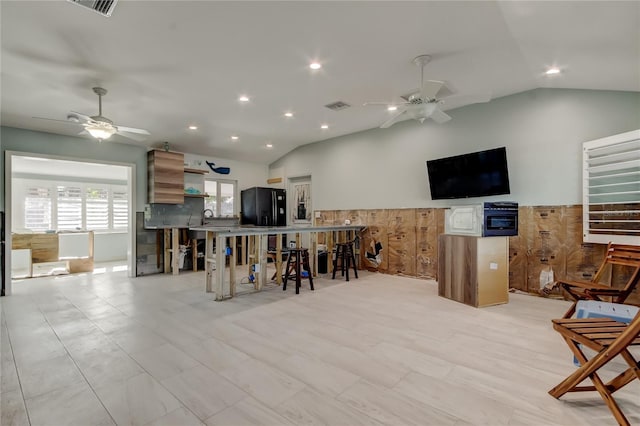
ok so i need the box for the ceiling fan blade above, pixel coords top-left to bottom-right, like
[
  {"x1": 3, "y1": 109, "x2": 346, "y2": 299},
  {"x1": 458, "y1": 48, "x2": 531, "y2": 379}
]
[
  {"x1": 33, "y1": 116, "x2": 83, "y2": 126},
  {"x1": 116, "y1": 125, "x2": 150, "y2": 135},
  {"x1": 380, "y1": 110, "x2": 409, "y2": 128},
  {"x1": 430, "y1": 108, "x2": 452, "y2": 124},
  {"x1": 420, "y1": 80, "x2": 454, "y2": 100},
  {"x1": 363, "y1": 101, "x2": 410, "y2": 107},
  {"x1": 116, "y1": 130, "x2": 149, "y2": 142},
  {"x1": 69, "y1": 111, "x2": 93, "y2": 123}
]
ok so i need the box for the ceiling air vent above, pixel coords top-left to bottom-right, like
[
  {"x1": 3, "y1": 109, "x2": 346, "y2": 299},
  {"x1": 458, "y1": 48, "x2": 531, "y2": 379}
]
[
  {"x1": 324, "y1": 101, "x2": 351, "y2": 111},
  {"x1": 67, "y1": 0, "x2": 118, "y2": 17}
]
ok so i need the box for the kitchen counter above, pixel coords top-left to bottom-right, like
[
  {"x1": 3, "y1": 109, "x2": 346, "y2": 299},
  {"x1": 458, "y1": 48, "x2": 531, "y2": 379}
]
[
  {"x1": 195, "y1": 224, "x2": 364, "y2": 300},
  {"x1": 189, "y1": 224, "x2": 364, "y2": 235}
]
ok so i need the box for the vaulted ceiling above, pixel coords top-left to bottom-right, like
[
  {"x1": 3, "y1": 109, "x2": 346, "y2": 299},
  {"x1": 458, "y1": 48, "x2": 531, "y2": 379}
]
[{"x1": 2, "y1": 1, "x2": 638, "y2": 163}]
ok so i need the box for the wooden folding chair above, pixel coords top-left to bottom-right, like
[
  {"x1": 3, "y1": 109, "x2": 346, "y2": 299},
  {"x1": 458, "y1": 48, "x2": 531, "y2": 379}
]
[
  {"x1": 553, "y1": 243, "x2": 640, "y2": 318},
  {"x1": 549, "y1": 312, "x2": 640, "y2": 426}
]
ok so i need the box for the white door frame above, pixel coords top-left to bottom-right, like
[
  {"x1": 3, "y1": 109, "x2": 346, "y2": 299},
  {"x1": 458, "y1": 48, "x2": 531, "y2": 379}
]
[{"x1": 4, "y1": 151, "x2": 136, "y2": 295}]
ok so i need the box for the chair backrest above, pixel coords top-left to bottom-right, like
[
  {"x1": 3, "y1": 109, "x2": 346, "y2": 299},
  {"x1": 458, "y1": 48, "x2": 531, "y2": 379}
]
[{"x1": 592, "y1": 243, "x2": 640, "y2": 293}]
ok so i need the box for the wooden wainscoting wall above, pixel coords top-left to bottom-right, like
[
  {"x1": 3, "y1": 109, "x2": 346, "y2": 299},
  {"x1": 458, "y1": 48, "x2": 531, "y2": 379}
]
[{"x1": 315, "y1": 205, "x2": 639, "y2": 305}]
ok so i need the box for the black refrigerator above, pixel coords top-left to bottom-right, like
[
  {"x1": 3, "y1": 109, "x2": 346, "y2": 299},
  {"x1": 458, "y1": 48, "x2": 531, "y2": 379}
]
[{"x1": 241, "y1": 187, "x2": 286, "y2": 226}]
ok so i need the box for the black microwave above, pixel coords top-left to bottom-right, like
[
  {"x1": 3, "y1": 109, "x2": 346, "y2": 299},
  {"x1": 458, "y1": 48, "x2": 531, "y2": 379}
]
[{"x1": 483, "y1": 202, "x2": 518, "y2": 237}]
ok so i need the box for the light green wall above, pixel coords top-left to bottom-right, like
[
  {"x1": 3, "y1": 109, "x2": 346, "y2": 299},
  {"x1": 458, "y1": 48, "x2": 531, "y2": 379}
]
[
  {"x1": 1, "y1": 127, "x2": 147, "y2": 211},
  {"x1": 270, "y1": 88, "x2": 640, "y2": 209}
]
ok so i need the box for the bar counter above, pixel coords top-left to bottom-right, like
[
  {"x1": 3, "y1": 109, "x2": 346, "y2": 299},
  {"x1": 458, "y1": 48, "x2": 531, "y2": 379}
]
[{"x1": 188, "y1": 224, "x2": 364, "y2": 300}]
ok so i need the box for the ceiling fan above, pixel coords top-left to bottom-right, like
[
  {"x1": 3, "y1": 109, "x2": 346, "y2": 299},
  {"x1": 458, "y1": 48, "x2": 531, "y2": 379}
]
[
  {"x1": 365, "y1": 55, "x2": 491, "y2": 128},
  {"x1": 35, "y1": 87, "x2": 150, "y2": 142}
]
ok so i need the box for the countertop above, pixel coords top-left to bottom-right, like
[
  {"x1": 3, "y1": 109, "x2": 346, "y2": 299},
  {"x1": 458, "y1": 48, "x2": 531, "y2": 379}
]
[{"x1": 187, "y1": 224, "x2": 365, "y2": 236}]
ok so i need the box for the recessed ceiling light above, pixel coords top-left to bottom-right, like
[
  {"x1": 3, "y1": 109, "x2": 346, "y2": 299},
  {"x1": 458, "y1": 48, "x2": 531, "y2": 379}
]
[
  {"x1": 284, "y1": 112, "x2": 294, "y2": 118},
  {"x1": 545, "y1": 67, "x2": 561, "y2": 75},
  {"x1": 387, "y1": 106, "x2": 398, "y2": 112},
  {"x1": 266, "y1": 143, "x2": 273, "y2": 148},
  {"x1": 231, "y1": 135, "x2": 239, "y2": 140},
  {"x1": 238, "y1": 95, "x2": 250, "y2": 102},
  {"x1": 309, "y1": 62, "x2": 322, "y2": 70},
  {"x1": 320, "y1": 124, "x2": 329, "y2": 129},
  {"x1": 188, "y1": 125, "x2": 198, "y2": 130}
]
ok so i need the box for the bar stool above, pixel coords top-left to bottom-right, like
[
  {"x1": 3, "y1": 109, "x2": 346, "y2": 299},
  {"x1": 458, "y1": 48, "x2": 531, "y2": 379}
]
[
  {"x1": 283, "y1": 248, "x2": 314, "y2": 294},
  {"x1": 332, "y1": 240, "x2": 358, "y2": 281}
]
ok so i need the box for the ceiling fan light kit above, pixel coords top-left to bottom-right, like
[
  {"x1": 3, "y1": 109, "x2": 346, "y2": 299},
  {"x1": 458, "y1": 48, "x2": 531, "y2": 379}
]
[
  {"x1": 365, "y1": 53, "x2": 490, "y2": 128},
  {"x1": 34, "y1": 86, "x2": 150, "y2": 142},
  {"x1": 86, "y1": 122, "x2": 116, "y2": 141}
]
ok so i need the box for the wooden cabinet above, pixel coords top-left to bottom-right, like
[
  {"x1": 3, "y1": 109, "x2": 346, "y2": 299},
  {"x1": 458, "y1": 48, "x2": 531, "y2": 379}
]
[
  {"x1": 148, "y1": 150, "x2": 184, "y2": 204},
  {"x1": 12, "y1": 232, "x2": 94, "y2": 277},
  {"x1": 438, "y1": 234, "x2": 509, "y2": 308}
]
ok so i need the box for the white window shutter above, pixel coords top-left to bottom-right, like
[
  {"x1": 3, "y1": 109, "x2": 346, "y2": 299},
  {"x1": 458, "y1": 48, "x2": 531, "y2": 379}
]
[
  {"x1": 86, "y1": 186, "x2": 109, "y2": 230},
  {"x1": 583, "y1": 129, "x2": 640, "y2": 245},
  {"x1": 25, "y1": 186, "x2": 52, "y2": 231},
  {"x1": 57, "y1": 185, "x2": 83, "y2": 231}
]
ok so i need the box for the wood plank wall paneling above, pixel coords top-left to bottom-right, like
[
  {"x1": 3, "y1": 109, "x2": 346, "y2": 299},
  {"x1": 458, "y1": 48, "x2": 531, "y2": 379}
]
[
  {"x1": 314, "y1": 211, "x2": 336, "y2": 245},
  {"x1": 416, "y1": 209, "x2": 439, "y2": 280},
  {"x1": 526, "y1": 206, "x2": 566, "y2": 294},
  {"x1": 346, "y1": 210, "x2": 367, "y2": 225},
  {"x1": 316, "y1": 205, "x2": 638, "y2": 304},
  {"x1": 563, "y1": 205, "x2": 606, "y2": 283},
  {"x1": 388, "y1": 209, "x2": 417, "y2": 276},
  {"x1": 508, "y1": 207, "x2": 530, "y2": 292},
  {"x1": 363, "y1": 210, "x2": 389, "y2": 272}
]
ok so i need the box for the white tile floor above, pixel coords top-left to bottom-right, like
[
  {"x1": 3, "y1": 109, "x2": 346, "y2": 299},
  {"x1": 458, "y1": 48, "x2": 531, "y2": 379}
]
[{"x1": 1, "y1": 265, "x2": 639, "y2": 425}]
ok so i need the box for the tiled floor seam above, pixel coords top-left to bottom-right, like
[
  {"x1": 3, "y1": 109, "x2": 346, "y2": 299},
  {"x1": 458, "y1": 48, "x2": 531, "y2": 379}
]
[{"x1": 3, "y1": 313, "x2": 33, "y2": 426}]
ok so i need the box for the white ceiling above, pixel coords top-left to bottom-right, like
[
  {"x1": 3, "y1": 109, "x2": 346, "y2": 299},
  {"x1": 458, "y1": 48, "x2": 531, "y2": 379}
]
[{"x1": 1, "y1": 1, "x2": 638, "y2": 164}]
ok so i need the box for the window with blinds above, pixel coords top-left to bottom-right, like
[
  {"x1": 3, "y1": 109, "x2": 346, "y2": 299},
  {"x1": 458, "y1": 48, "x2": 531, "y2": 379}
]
[
  {"x1": 86, "y1": 187, "x2": 109, "y2": 230},
  {"x1": 57, "y1": 185, "x2": 82, "y2": 231},
  {"x1": 583, "y1": 129, "x2": 640, "y2": 245},
  {"x1": 112, "y1": 188, "x2": 129, "y2": 230},
  {"x1": 18, "y1": 180, "x2": 128, "y2": 233},
  {"x1": 25, "y1": 186, "x2": 52, "y2": 231}
]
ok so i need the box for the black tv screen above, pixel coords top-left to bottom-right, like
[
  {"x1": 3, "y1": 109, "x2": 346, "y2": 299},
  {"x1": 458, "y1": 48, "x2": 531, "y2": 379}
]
[{"x1": 426, "y1": 147, "x2": 510, "y2": 200}]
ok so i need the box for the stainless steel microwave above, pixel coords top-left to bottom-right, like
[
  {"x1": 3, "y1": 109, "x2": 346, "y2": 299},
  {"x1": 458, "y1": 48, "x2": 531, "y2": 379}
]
[{"x1": 483, "y1": 202, "x2": 518, "y2": 237}]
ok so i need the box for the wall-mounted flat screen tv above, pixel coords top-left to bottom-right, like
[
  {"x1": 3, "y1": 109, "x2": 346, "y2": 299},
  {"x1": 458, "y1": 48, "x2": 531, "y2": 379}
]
[{"x1": 426, "y1": 147, "x2": 510, "y2": 200}]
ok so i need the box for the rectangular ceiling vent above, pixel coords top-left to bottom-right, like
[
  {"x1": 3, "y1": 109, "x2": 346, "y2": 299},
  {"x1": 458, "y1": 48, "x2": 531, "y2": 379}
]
[
  {"x1": 324, "y1": 101, "x2": 351, "y2": 111},
  {"x1": 67, "y1": 0, "x2": 118, "y2": 17}
]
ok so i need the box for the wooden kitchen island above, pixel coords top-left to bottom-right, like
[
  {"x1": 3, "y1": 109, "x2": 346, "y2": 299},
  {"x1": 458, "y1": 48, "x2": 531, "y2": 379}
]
[
  {"x1": 189, "y1": 224, "x2": 363, "y2": 300},
  {"x1": 437, "y1": 234, "x2": 509, "y2": 308}
]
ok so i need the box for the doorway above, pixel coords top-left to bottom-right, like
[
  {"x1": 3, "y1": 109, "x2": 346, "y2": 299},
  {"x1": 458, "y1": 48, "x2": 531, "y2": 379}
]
[{"x1": 4, "y1": 152, "x2": 136, "y2": 295}]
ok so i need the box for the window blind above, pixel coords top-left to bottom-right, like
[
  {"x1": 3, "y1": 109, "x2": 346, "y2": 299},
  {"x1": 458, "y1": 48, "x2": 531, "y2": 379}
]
[
  {"x1": 57, "y1": 185, "x2": 83, "y2": 231},
  {"x1": 112, "y1": 188, "x2": 128, "y2": 229},
  {"x1": 24, "y1": 186, "x2": 52, "y2": 231},
  {"x1": 583, "y1": 129, "x2": 640, "y2": 245},
  {"x1": 86, "y1": 187, "x2": 109, "y2": 230}
]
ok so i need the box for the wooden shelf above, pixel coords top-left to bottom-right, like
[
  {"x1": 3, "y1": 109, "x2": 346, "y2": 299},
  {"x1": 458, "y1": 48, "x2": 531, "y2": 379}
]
[
  {"x1": 184, "y1": 168, "x2": 209, "y2": 175},
  {"x1": 184, "y1": 193, "x2": 209, "y2": 198}
]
